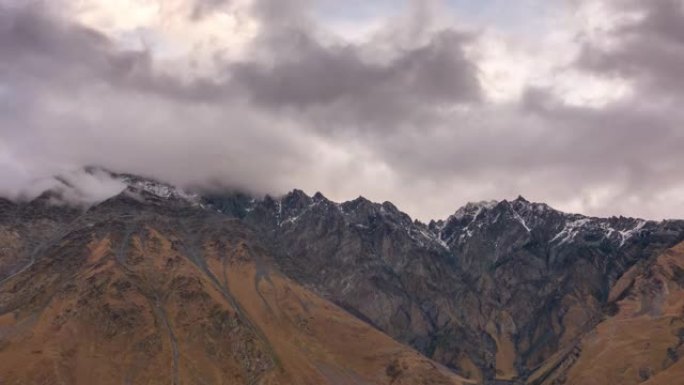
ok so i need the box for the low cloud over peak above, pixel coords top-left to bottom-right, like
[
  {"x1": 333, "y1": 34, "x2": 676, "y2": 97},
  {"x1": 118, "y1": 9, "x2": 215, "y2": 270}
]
[{"x1": 1, "y1": 0, "x2": 684, "y2": 221}]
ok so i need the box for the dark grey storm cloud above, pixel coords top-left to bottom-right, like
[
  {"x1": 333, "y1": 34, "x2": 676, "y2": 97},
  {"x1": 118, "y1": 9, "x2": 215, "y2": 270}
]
[
  {"x1": 579, "y1": 0, "x2": 684, "y2": 95},
  {"x1": 231, "y1": 29, "x2": 480, "y2": 128},
  {"x1": 1, "y1": 0, "x2": 684, "y2": 220},
  {"x1": 0, "y1": 3, "x2": 232, "y2": 103},
  {"x1": 234, "y1": 0, "x2": 481, "y2": 129},
  {"x1": 191, "y1": 0, "x2": 233, "y2": 20}
]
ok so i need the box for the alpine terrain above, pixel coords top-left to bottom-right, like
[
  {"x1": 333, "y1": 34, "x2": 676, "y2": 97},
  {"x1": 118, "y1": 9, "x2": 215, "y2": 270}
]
[{"x1": 1, "y1": 169, "x2": 683, "y2": 385}]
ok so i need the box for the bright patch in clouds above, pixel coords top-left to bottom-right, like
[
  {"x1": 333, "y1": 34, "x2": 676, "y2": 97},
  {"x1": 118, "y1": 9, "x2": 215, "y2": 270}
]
[
  {"x1": 64, "y1": 0, "x2": 258, "y2": 75},
  {"x1": 464, "y1": 0, "x2": 635, "y2": 106}
]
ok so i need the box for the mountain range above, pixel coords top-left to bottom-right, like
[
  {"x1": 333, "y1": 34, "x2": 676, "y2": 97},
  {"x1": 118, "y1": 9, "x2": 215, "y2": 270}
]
[{"x1": 1, "y1": 169, "x2": 683, "y2": 385}]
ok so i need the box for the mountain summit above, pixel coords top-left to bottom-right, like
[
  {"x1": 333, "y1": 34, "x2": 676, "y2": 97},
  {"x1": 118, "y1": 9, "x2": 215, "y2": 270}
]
[{"x1": 1, "y1": 172, "x2": 684, "y2": 385}]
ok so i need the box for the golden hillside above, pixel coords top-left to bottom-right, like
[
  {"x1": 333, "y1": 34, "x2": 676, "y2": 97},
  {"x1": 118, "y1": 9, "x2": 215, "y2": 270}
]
[{"x1": 0, "y1": 217, "x2": 471, "y2": 385}]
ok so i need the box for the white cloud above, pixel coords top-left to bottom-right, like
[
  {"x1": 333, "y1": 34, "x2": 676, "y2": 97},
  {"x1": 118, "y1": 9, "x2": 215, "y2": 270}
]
[
  {"x1": 463, "y1": 0, "x2": 636, "y2": 107},
  {"x1": 61, "y1": 0, "x2": 258, "y2": 76}
]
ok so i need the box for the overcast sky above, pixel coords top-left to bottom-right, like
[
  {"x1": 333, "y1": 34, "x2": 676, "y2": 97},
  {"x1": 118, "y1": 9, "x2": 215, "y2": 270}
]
[{"x1": 1, "y1": 0, "x2": 683, "y2": 221}]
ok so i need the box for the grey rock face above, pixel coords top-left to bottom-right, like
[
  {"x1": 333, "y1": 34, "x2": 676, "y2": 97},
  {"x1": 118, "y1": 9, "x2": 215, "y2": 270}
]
[{"x1": 205, "y1": 191, "x2": 684, "y2": 383}]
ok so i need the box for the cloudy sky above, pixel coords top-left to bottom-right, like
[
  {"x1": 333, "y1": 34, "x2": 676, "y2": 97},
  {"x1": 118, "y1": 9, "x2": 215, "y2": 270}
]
[{"x1": 1, "y1": 0, "x2": 683, "y2": 221}]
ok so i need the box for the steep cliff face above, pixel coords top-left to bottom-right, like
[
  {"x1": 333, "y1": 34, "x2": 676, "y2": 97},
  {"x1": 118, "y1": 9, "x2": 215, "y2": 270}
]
[
  {"x1": 0, "y1": 189, "x2": 470, "y2": 385},
  {"x1": 205, "y1": 190, "x2": 684, "y2": 383}
]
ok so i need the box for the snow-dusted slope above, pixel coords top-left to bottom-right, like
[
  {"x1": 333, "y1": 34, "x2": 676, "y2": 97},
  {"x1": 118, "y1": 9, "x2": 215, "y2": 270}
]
[
  {"x1": 28, "y1": 167, "x2": 201, "y2": 207},
  {"x1": 434, "y1": 196, "x2": 654, "y2": 253}
]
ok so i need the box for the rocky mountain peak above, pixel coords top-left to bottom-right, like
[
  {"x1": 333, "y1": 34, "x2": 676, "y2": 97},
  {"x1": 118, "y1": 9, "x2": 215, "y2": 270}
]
[
  {"x1": 312, "y1": 191, "x2": 327, "y2": 201},
  {"x1": 117, "y1": 174, "x2": 199, "y2": 204},
  {"x1": 450, "y1": 200, "x2": 498, "y2": 221},
  {"x1": 340, "y1": 196, "x2": 373, "y2": 212},
  {"x1": 280, "y1": 189, "x2": 313, "y2": 213},
  {"x1": 7, "y1": 167, "x2": 201, "y2": 209}
]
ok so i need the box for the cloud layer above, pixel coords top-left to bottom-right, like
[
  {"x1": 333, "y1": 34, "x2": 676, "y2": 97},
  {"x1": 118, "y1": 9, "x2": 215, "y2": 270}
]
[{"x1": 1, "y1": 0, "x2": 683, "y2": 220}]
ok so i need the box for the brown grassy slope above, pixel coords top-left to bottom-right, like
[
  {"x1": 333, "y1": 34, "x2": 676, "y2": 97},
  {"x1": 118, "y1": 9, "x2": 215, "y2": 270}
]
[
  {"x1": 531, "y1": 242, "x2": 684, "y2": 385},
  {"x1": 0, "y1": 218, "x2": 472, "y2": 385}
]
